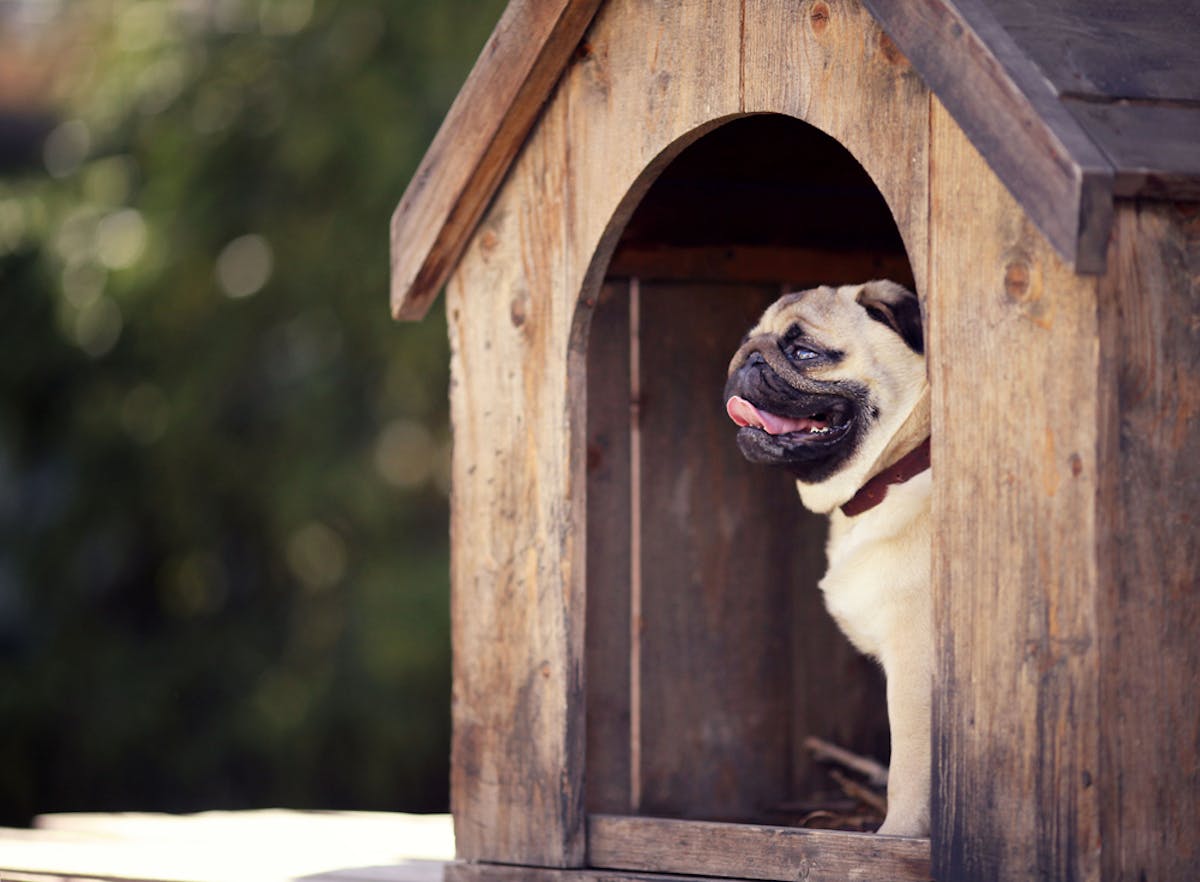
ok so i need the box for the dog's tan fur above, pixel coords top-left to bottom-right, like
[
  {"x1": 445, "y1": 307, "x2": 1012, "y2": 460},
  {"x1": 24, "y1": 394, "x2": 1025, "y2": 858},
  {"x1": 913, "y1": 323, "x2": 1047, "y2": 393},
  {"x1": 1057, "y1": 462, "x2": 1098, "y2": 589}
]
[{"x1": 728, "y1": 281, "x2": 931, "y2": 836}]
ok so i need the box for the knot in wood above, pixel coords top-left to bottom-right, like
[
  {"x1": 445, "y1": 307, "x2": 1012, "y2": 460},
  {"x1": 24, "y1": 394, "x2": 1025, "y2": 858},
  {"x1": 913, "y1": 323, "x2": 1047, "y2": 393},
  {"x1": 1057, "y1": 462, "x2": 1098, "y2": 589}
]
[
  {"x1": 878, "y1": 32, "x2": 907, "y2": 67},
  {"x1": 809, "y1": 2, "x2": 830, "y2": 33},
  {"x1": 1004, "y1": 259, "x2": 1032, "y2": 301},
  {"x1": 510, "y1": 290, "x2": 529, "y2": 328}
]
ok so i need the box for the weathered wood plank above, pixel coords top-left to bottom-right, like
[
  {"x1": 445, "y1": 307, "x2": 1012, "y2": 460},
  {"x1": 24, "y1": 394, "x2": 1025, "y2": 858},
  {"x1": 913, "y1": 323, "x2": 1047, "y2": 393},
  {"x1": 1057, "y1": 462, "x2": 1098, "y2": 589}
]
[
  {"x1": 390, "y1": 0, "x2": 602, "y2": 320},
  {"x1": 443, "y1": 0, "x2": 746, "y2": 864},
  {"x1": 585, "y1": 280, "x2": 633, "y2": 814},
  {"x1": 606, "y1": 245, "x2": 914, "y2": 287},
  {"x1": 864, "y1": 0, "x2": 1114, "y2": 274},
  {"x1": 635, "y1": 283, "x2": 789, "y2": 819},
  {"x1": 986, "y1": 0, "x2": 1200, "y2": 104},
  {"x1": 447, "y1": 84, "x2": 586, "y2": 866},
  {"x1": 446, "y1": 0, "x2": 938, "y2": 867},
  {"x1": 927, "y1": 96, "x2": 1101, "y2": 882},
  {"x1": 563, "y1": 0, "x2": 743, "y2": 293},
  {"x1": 446, "y1": 862, "x2": 764, "y2": 882},
  {"x1": 743, "y1": 0, "x2": 931, "y2": 297},
  {"x1": 1065, "y1": 101, "x2": 1200, "y2": 201},
  {"x1": 1096, "y1": 201, "x2": 1200, "y2": 882},
  {"x1": 587, "y1": 815, "x2": 931, "y2": 882},
  {"x1": 629, "y1": 281, "x2": 888, "y2": 817}
]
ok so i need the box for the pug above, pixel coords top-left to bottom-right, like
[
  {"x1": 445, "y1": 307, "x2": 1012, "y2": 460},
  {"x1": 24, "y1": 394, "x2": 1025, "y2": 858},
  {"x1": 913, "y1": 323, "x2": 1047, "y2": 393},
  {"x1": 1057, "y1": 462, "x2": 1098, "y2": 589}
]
[{"x1": 724, "y1": 279, "x2": 931, "y2": 837}]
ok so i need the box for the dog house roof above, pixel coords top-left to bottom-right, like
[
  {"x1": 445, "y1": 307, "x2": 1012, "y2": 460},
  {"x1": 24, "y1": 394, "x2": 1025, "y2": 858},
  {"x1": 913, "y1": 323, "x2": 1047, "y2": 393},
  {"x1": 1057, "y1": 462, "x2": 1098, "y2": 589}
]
[{"x1": 389, "y1": 0, "x2": 1200, "y2": 320}]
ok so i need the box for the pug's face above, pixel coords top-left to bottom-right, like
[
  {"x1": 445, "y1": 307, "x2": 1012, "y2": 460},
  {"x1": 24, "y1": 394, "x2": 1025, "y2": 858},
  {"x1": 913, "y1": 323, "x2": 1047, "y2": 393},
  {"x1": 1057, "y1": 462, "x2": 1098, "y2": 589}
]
[{"x1": 724, "y1": 280, "x2": 925, "y2": 487}]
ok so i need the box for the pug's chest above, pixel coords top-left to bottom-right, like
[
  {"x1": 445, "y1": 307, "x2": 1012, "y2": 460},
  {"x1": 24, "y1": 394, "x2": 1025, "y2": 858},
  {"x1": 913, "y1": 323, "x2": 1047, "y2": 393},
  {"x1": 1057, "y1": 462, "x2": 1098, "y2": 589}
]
[{"x1": 816, "y1": 481, "x2": 932, "y2": 659}]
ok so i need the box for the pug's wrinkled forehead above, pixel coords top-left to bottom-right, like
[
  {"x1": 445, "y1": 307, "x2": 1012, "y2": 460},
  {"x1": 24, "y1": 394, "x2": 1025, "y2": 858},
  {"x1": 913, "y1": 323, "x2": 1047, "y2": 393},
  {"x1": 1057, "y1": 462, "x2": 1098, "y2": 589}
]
[{"x1": 745, "y1": 280, "x2": 923, "y2": 356}]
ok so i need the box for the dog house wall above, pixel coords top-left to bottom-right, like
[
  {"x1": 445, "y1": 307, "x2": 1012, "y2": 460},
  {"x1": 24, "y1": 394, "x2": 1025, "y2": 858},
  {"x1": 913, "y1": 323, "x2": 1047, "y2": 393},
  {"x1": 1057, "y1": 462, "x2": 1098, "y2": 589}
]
[{"x1": 395, "y1": 1, "x2": 1200, "y2": 880}]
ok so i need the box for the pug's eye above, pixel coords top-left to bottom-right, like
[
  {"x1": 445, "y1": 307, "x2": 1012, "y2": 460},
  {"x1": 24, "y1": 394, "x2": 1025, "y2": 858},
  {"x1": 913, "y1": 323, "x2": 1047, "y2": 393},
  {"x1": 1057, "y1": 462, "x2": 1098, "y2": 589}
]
[{"x1": 786, "y1": 343, "x2": 820, "y2": 362}]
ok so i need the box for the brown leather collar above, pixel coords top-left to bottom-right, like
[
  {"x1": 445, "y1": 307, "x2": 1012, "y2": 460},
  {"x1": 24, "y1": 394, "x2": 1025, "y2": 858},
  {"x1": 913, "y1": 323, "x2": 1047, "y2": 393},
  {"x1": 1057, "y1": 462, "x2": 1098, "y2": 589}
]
[{"x1": 840, "y1": 437, "x2": 931, "y2": 518}]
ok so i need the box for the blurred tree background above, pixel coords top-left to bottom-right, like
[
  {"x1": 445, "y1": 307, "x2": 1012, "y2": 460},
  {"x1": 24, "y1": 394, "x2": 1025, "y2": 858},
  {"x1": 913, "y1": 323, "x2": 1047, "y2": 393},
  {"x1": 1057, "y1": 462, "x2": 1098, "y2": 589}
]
[{"x1": 0, "y1": 0, "x2": 507, "y2": 825}]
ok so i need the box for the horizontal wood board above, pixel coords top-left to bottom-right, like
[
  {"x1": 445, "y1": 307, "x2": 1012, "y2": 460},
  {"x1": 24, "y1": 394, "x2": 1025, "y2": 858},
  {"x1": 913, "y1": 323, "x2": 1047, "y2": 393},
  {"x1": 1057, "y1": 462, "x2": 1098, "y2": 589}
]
[
  {"x1": 446, "y1": 863, "x2": 769, "y2": 882},
  {"x1": 587, "y1": 815, "x2": 931, "y2": 882},
  {"x1": 606, "y1": 244, "x2": 914, "y2": 287}
]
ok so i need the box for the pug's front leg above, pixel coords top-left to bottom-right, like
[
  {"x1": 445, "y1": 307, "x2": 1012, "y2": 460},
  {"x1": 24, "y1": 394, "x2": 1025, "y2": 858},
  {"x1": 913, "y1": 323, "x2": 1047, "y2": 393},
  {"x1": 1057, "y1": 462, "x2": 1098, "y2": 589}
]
[{"x1": 875, "y1": 639, "x2": 932, "y2": 837}]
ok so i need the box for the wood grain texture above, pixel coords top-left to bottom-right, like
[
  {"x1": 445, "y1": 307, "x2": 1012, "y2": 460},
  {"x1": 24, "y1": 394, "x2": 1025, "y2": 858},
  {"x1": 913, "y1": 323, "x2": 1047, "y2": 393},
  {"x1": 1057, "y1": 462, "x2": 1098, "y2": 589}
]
[
  {"x1": 863, "y1": 0, "x2": 1113, "y2": 274},
  {"x1": 985, "y1": 0, "x2": 1200, "y2": 104},
  {"x1": 585, "y1": 280, "x2": 633, "y2": 814},
  {"x1": 447, "y1": 0, "x2": 936, "y2": 869},
  {"x1": 927, "y1": 96, "x2": 1101, "y2": 882},
  {"x1": 587, "y1": 815, "x2": 931, "y2": 882},
  {"x1": 633, "y1": 283, "x2": 887, "y2": 818},
  {"x1": 607, "y1": 245, "x2": 914, "y2": 287},
  {"x1": 447, "y1": 0, "x2": 746, "y2": 864},
  {"x1": 1065, "y1": 101, "x2": 1200, "y2": 201},
  {"x1": 742, "y1": 0, "x2": 931, "y2": 298},
  {"x1": 562, "y1": 0, "x2": 743, "y2": 291},
  {"x1": 447, "y1": 89, "x2": 585, "y2": 866},
  {"x1": 636, "y1": 282, "x2": 792, "y2": 820},
  {"x1": 446, "y1": 862, "x2": 767, "y2": 882},
  {"x1": 390, "y1": 0, "x2": 602, "y2": 320},
  {"x1": 1097, "y1": 201, "x2": 1200, "y2": 882}
]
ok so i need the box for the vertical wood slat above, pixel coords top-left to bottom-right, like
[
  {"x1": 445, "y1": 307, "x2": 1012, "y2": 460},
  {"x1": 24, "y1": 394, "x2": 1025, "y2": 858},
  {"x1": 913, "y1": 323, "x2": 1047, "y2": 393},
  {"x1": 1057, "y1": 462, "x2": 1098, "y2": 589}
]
[
  {"x1": 1097, "y1": 202, "x2": 1200, "y2": 881},
  {"x1": 927, "y1": 96, "x2": 1100, "y2": 882},
  {"x1": 634, "y1": 283, "x2": 793, "y2": 820},
  {"x1": 585, "y1": 280, "x2": 633, "y2": 814},
  {"x1": 447, "y1": 87, "x2": 585, "y2": 867}
]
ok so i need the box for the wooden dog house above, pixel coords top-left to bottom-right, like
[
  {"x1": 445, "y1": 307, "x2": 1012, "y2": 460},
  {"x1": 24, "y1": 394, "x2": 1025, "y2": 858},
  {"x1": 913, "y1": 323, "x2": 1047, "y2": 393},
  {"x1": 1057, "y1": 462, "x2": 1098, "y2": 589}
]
[{"x1": 389, "y1": 2, "x2": 1200, "y2": 881}]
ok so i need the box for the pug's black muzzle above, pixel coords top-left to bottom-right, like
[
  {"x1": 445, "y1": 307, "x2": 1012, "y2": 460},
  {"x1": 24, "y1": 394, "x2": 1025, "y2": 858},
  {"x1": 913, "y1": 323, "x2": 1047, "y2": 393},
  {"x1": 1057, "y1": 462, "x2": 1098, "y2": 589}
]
[{"x1": 724, "y1": 349, "x2": 865, "y2": 481}]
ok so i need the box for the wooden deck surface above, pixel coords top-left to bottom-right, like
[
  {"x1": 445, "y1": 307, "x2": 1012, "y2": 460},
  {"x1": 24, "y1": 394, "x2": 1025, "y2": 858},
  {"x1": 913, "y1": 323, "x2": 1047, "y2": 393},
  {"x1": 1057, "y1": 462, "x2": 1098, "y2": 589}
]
[{"x1": 0, "y1": 810, "x2": 452, "y2": 882}]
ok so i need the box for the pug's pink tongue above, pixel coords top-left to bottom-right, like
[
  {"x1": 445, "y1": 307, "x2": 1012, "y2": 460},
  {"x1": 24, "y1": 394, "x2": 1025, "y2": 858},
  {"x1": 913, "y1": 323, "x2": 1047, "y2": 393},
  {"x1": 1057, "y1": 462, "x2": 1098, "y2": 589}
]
[{"x1": 726, "y1": 395, "x2": 818, "y2": 435}]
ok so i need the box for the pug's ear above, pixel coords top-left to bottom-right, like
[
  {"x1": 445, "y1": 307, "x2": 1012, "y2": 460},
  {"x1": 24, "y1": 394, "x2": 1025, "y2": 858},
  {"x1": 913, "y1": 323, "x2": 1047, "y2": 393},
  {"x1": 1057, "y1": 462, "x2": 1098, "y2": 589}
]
[{"x1": 856, "y1": 280, "x2": 924, "y2": 355}]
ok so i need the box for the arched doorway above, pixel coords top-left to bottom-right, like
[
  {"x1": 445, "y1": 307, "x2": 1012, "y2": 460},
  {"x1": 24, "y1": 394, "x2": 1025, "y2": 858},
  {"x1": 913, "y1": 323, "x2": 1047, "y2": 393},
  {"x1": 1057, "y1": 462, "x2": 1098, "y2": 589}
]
[{"x1": 585, "y1": 114, "x2": 914, "y2": 825}]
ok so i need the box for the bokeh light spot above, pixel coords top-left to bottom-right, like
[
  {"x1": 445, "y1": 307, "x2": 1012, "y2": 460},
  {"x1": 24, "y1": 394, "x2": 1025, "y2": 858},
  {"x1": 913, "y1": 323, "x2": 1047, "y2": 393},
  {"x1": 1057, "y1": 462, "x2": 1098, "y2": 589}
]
[
  {"x1": 374, "y1": 419, "x2": 435, "y2": 489},
  {"x1": 43, "y1": 119, "x2": 91, "y2": 178},
  {"x1": 259, "y1": 0, "x2": 314, "y2": 36},
  {"x1": 61, "y1": 263, "x2": 107, "y2": 308},
  {"x1": 72, "y1": 296, "x2": 123, "y2": 357},
  {"x1": 96, "y1": 208, "x2": 148, "y2": 270},
  {"x1": 286, "y1": 521, "x2": 347, "y2": 593},
  {"x1": 216, "y1": 233, "x2": 273, "y2": 298}
]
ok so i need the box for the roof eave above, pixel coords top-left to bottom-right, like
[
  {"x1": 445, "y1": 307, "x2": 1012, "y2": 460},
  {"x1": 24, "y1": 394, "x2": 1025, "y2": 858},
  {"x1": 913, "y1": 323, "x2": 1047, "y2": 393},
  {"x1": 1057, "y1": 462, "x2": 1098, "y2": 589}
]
[{"x1": 389, "y1": 0, "x2": 603, "y2": 321}]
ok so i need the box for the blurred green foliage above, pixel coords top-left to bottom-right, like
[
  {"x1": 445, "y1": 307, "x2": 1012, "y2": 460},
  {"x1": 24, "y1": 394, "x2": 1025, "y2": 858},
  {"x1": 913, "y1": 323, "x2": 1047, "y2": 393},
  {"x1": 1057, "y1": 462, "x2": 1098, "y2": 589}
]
[{"x1": 0, "y1": 0, "x2": 506, "y2": 824}]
